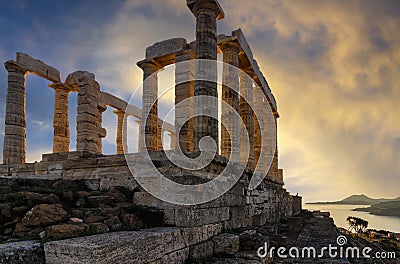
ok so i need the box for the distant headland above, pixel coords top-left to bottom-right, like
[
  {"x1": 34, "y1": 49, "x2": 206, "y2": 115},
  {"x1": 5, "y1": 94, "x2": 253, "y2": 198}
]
[{"x1": 307, "y1": 194, "x2": 400, "y2": 217}]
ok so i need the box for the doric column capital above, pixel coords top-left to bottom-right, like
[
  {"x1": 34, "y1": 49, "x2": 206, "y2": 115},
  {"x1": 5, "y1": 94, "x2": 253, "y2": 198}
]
[
  {"x1": 4, "y1": 60, "x2": 27, "y2": 74},
  {"x1": 98, "y1": 103, "x2": 107, "y2": 113},
  {"x1": 113, "y1": 109, "x2": 126, "y2": 117},
  {"x1": 137, "y1": 60, "x2": 163, "y2": 74},
  {"x1": 49, "y1": 82, "x2": 74, "y2": 93},
  {"x1": 187, "y1": 0, "x2": 224, "y2": 20},
  {"x1": 220, "y1": 40, "x2": 241, "y2": 53}
]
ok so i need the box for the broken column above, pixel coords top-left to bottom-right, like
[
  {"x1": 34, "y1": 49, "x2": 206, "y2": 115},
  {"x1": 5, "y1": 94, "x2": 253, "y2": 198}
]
[
  {"x1": 187, "y1": 0, "x2": 224, "y2": 151},
  {"x1": 220, "y1": 40, "x2": 240, "y2": 162},
  {"x1": 239, "y1": 69, "x2": 255, "y2": 170},
  {"x1": 97, "y1": 104, "x2": 107, "y2": 154},
  {"x1": 3, "y1": 61, "x2": 27, "y2": 164},
  {"x1": 114, "y1": 110, "x2": 127, "y2": 154},
  {"x1": 175, "y1": 50, "x2": 195, "y2": 152},
  {"x1": 137, "y1": 61, "x2": 161, "y2": 151},
  {"x1": 65, "y1": 71, "x2": 102, "y2": 153},
  {"x1": 49, "y1": 83, "x2": 71, "y2": 153}
]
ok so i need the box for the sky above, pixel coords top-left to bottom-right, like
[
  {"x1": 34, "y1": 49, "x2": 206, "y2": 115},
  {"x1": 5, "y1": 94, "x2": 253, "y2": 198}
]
[{"x1": 0, "y1": 0, "x2": 399, "y2": 202}]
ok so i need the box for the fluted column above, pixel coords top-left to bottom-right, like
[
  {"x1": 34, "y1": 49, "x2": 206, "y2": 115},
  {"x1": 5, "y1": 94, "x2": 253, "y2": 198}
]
[
  {"x1": 97, "y1": 104, "x2": 107, "y2": 154},
  {"x1": 175, "y1": 50, "x2": 195, "y2": 152},
  {"x1": 157, "y1": 124, "x2": 163, "y2": 150},
  {"x1": 135, "y1": 119, "x2": 142, "y2": 151},
  {"x1": 239, "y1": 69, "x2": 255, "y2": 170},
  {"x1": 115, "y1": 110, "x2": 127, "y2": 154},
  {"x1": 190, "y1": 1, "x2": 222, "y2": 151},
  {"x1": 3, "y1": 61, "x2": 27, "y2": 164},
  {"x1": 137, "y1": 61, "x2": 161, "y2": 151},
  {"x1": 49, "y1": 83, "x2": 70, "y2": 153},
  {"x1": 220, "y1": 41, "x2": 240, "y2": 161},
  {"x1": 262, "y1": 100, "x2": 271, "y2": 177},
  {"x1": 168, "y1": 132, "x2": 176, "y2": 150},
  {"x1": 272, "y1": 114, "x2": 279, "y2": 180},
  {"x1": 253, "y1": 88, "x2": 265, "y2": 172}
]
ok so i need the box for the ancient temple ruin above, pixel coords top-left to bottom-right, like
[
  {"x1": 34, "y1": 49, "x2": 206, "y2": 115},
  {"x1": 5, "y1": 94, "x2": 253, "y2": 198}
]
[{"x1": 0, "y1": 0, "x2": 302, "y2": 262}]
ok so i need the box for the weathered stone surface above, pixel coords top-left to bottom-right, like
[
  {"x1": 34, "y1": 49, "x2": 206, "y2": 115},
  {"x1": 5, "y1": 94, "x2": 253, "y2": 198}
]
[
  {"x1": 160, "y1": 248, "x2": 189, "y2": 264},
  {"x1": 0, "y1": 241, "x2": 44, "y2": 264},
  {"x1": 181, "y1": 223, "x2": 222, "y2": 246},
  {"x1": 213, "y1": 233, "x2": 240, "y2": 255},
  {"x1": 21, "y1": 204, "x2": 67, "y2": 227},
  {"x1": 189, "y1": 240, "x2": 214, "y2": 259},
  {"x1": 46, "y1": 224, "x2": 86, "y2": 240},
  {"x1": 44, "y1": 228, "x2": 185, "y2": 264},
  {"x1": 174, "y1": 207, "x2": 230, "y2": 226}
]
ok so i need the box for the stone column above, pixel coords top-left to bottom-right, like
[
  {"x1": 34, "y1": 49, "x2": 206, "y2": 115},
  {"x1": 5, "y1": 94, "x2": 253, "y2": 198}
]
[
  {"x1": 49, "y1": 83, "x2": 70, "y2": 153},
  {"x1": 175, "y1": 50, "x2": 195, "y2": 152},
  {"x1": 3, "y1": 61, "x2": 27, "y2": 164},
  {"x1": 68, "y1": 72, "x2": 101, "y2": 153},
  {"x1": 157, "y1": 124, "x2": 163, "y2": 150},
  {"x1": 272, "y1": 114, "x2": 279, "y2": 180},
  {"x1": 135, "y1": 119, "x2": 142, "y2": 151},
  {"x1": 220, "y1": 41, "x2": 240, "y2": 162},
  {"x1": 188, "y1": 1, "x2": 223, "y2": 151},
  {"x1": 263, "y1": 100, "x2": 272, "y2": 178},
  {"x1": 114, "y1": 110, "x2": 127, "y2": 154},
  {"x1": 168, "y1": 132, "x2": 176, "y2": 150},
  {"x1": 239, "y1": 69, "x2": 255, "y2": 170},
  {"x1": 264, "y1": 104, "x2": 274, "y2": 179},
  {"x1": 253, "y1": 87, "x2": 265, "y2": 172},
  {"x1": 97, "y1": 104, "x2": 107, "y2": 154},
  {"x1": 137, "y1": 61, "x2": 161, "y2": 151}
]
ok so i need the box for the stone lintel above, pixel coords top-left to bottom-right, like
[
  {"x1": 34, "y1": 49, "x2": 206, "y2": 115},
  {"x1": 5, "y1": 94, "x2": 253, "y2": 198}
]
[
  {"x1": 99, "y1": 92, "x2": 174, "y2": 132},
  {"x1": 187, "y1": 0, "x2": 225, "y2": 20},
  {"x1": 100, "y1": 92, "x2": 128, "y2": 111},
  {"x1": 145, "y1": 38, "x2": 188, "y2": 63},
  {"x1": 16, "y1": 52, "x2": 61, "y2": 83}
]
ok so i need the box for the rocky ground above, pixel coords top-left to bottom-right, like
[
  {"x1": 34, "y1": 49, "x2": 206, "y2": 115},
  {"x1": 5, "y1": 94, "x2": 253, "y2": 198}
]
[
  {"x1": 0, "y1": 178, "x2": 163, "y2": 243},
  {"x1": 186, "y1": 211, "x2": 399, "y2": 264},
  {"x1": 1, "y1": 178, "x2": 398, "y2": 263}
]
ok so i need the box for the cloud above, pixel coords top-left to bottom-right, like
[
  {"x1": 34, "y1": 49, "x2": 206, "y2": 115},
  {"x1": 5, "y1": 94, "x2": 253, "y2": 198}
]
[{"x1": 217, "y1": 0, "x2": 400, "y2": 201}]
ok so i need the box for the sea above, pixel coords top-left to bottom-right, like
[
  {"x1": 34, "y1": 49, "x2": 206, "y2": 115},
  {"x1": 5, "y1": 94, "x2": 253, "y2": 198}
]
[{"x1": 303, "y1": 203, "x2": 400, "y2": 233}]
